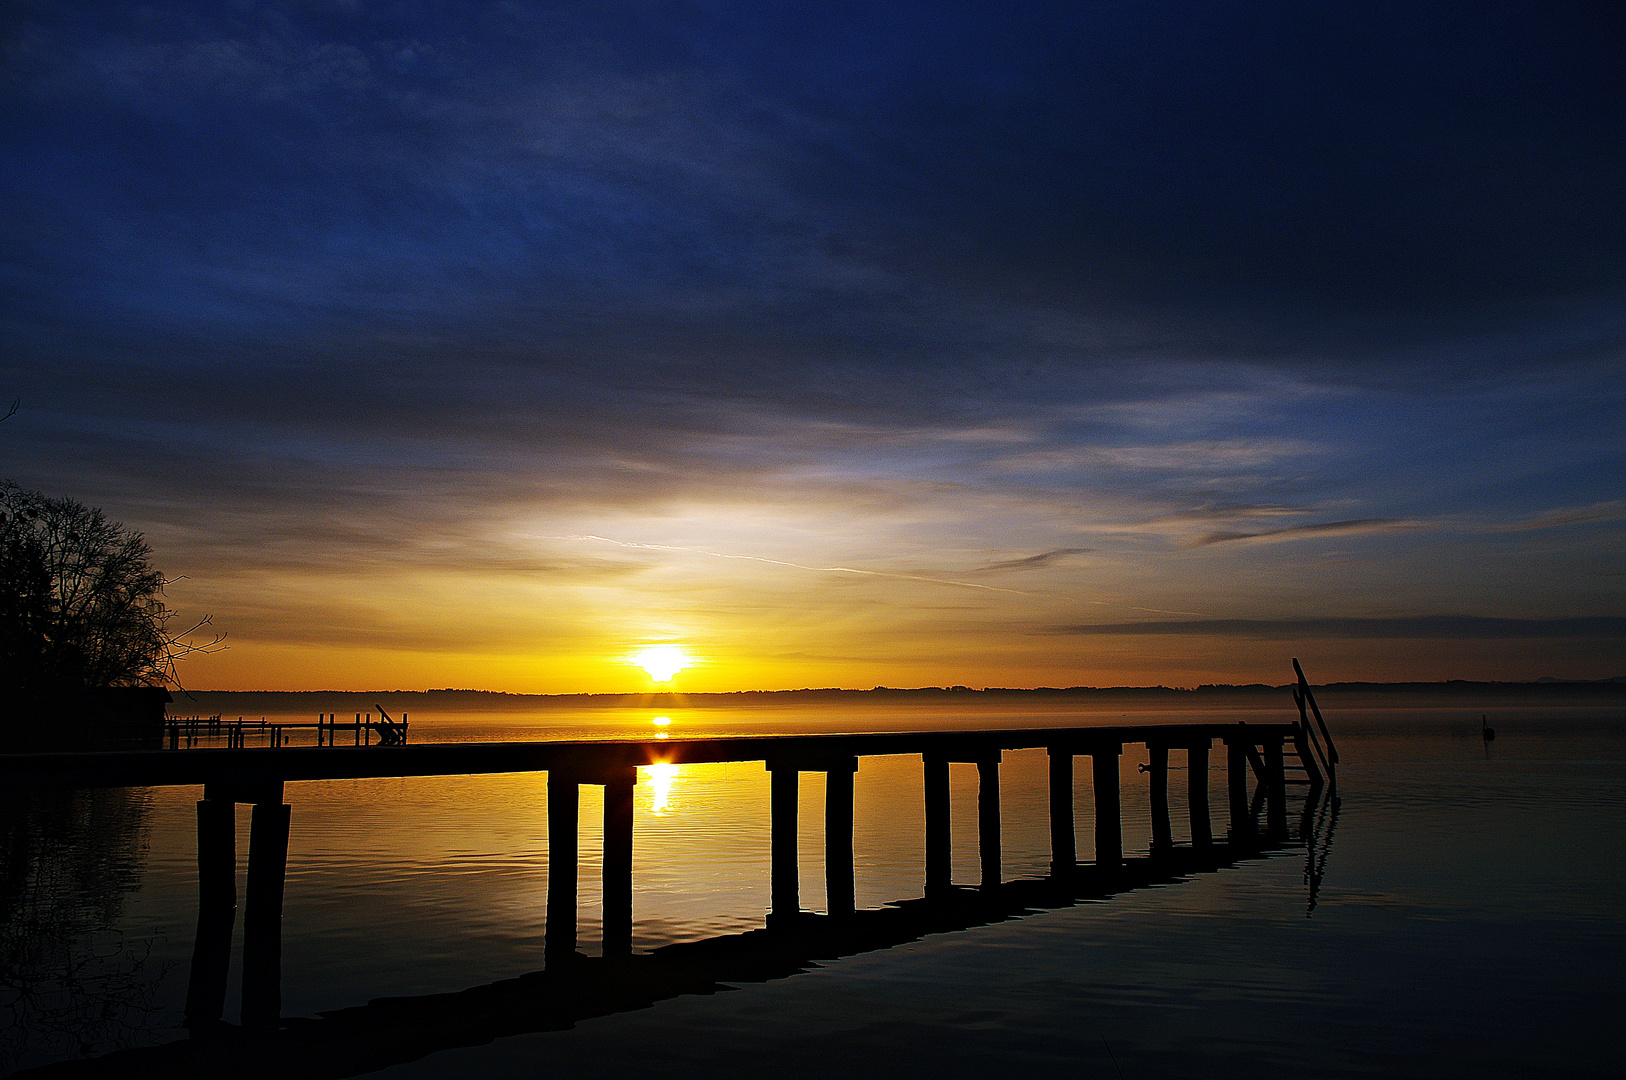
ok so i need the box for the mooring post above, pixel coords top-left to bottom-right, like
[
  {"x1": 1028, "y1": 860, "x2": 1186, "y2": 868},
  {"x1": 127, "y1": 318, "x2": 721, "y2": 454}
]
[
  {"x1": 546, "y1": 773, "x2": 580, "y2": 961},
  {"x1": 241, "y1": 787, "x2": 289, "y2": 1029},
  {"x1": 825, "y1": 757, "x2": 858, "y2": 917},
  {"x1": 1188, "y1": 742, "x2": 1212, "y2": 846},
  {"x1": 1263, "y1": 737, "x2": 1287, "y2": 837},
  {"x1": 602, "y1": 768, "x2": 636, "y2": 957},
  {"x1": 1047, "y1": 748, "x2": 1076, "y2": 879},
  {"x1": 768, "y1": 762, "x2": 800, "y2": 926},
  {"x1": 1148, "y1": 743, "x2": 1172, "y2": 852},
  {"x1": 184, "y1": 795, "x2": 236, "y2": 1028},
  {"x1": 923, "y1": 755, "x2": 951, "y2": 898},
  {"x1": 1227, "y1": 735, "x2": 1252, "y2": 840},
  {"x1": 977, "y1": 753, "x2": 1003, "y2": 890},
  {"x1": 1093, "y1": 744, "x2": 1123, "y2": 866}
]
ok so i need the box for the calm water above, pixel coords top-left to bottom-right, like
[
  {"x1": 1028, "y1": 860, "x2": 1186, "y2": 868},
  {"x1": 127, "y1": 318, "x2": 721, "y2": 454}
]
[{"x1": 4, "y1": 700, "x2": 1624, "y2": 1078}]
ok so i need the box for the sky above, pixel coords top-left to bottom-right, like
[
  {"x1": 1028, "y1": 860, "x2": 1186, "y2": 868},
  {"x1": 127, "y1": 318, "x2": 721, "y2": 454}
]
[{"x1": 1, "y1": 1, "x2": 1622, "y2": 692}]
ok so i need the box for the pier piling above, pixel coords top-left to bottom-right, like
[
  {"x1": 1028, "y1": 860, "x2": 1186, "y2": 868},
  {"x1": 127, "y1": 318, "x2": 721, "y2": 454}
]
[
  {"x1": 978, "y1": 754, "x2": 1002, "y2": 890},
  {"x1": 602, "y1": 769, "x2": 636, "y2": 957},
  {"x1": 546, "y1": 776, "x2": 579, "y2": 960},
  {"x1": 824, "y1": 757, "x2": 858, "y2": 917},
  {"x1": 185, "y1": 796, "x2": 236, "y2": 1028},
  {"x1": 1227, "y1": 737, "x2": 1252, "y2": 840},
  {"x1": 1188, "y1": 743, "x2": 1212, "y2": 846},
  {"x1": 1047, "y1": 748, "x2": 1075, "y2": 878},
  {"x1": 768, "y1": 762, "x2": 800, "y2": 925},
  {"x1": 1093, "y1": 745, "x2": 1122, "y2": 866},
  {"x1": 242, "y1": 794, "x2": 290, "y2": 1028},
  {"x1": 1264, "y1": 738, "x2": 1287, "y2": 837},
  {"x1": 1148, "y1": 744, "x2": 1172, "y2": 851},
  {"x1": 923, "y1": 755, "x2": 951, "y2": 898}
]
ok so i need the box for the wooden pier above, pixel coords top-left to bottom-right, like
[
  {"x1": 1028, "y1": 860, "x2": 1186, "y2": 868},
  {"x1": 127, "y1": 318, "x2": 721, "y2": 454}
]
[
  {"x1": 164, "y1": 710, "x2": 409, "y2": 749},
  {"x1": 0, "y1": 715, "x2": 1333, "y2": 1033}
]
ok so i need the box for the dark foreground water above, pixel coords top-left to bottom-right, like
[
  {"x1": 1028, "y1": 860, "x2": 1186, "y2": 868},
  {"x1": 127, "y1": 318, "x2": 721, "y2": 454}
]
[{"x1": 4, "y1": 700, "x2": 1624, "y2": 1078}]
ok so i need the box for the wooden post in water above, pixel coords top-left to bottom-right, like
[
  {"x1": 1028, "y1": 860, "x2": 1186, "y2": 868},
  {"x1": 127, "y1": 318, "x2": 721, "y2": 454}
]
[
  {"x1": 1148, "y1": 743, "x2": 1172, "y2": 852},
  {"x1": 923, "y1": 755, "x2": 951, "y2": 898},
  {"x1": 602, "y1": 768, "x2": 636, "y2": 957},
  {"x1": 241, "y1": 790, "x2": 290, "y2": 1028},
  {"x1": 1227, "y1": 735, "x2": 1252, "y2": 840},
  {"x1": 1047, "y1": 748, "x2": 1075, "y2": 879},
  {"x1": 184, "y1": 796, "x2": 236, "y2": 1028},
  {"x1": 825, "y1": 757, "x2": 858, "y2": 917},
  {"x1": 1188, "y1": 742, "x2": 1212, "y2": 847},
  {"x1": 1263, "y1": 737, "x2": 1287, "y2": 837},
  {"x1": 546, "y1": 774, "x2": 579, "y2": 960},
  {"x1": 1093, "y1": 744, "x2": 1122, "y2": 866},
  {"x1": 977, "y1": 753, "x2": 1002, "y2": 890},
  {"x1": 768, "y1": 762, "x2": 800, "y2": 926}
]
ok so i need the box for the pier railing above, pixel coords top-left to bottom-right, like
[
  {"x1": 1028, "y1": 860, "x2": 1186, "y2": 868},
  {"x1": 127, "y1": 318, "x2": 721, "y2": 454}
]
[
  {"x1": 164, "y1": 710, "x2": 409, "y2": 749},
  {"x1": 1292, "y1": 658, "x2": 1338, "y2": 787}
]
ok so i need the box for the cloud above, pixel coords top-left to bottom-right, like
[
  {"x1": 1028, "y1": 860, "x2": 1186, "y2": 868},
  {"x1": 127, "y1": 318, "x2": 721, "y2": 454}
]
[
  {"x1": 975, "y1": 548, "x2": 1093, "y2": 572},
  {"x1": 1498, "y1": 501, "x2": 1626, "y2": 532},
  {"x1": 1051, "y1": 617, "x2": 1626, "y2": 640},
  {"x1": 1192, "y1": 518, "x2": 1418, "y2": 547}
]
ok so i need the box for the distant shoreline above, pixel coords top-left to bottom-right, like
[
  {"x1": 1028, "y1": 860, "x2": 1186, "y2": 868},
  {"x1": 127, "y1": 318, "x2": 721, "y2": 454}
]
[{"x1": 165, "y1": 679, "x2": 1626, "y2": 713}]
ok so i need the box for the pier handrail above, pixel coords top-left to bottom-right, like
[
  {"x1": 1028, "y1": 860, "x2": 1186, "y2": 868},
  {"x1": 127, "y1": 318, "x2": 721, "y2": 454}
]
[{"x1": 1292, "y1": 658, "x2": 1339, "y2": 772}]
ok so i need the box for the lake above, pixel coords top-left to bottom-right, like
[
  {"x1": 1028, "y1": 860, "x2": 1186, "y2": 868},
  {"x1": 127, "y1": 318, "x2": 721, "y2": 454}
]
[{"x1": 3, "y1": 694, "x2": 1623, "y2": 1078}]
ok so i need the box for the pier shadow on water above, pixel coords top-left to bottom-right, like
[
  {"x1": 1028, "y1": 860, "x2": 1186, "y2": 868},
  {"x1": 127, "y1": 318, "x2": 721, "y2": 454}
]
[
  {"x1": 10, "y1": 792, "x2": 1331, "y2": 1080},
  {"x1": 2, "y1": 722, "x2": 1332, "y2": 1078}
]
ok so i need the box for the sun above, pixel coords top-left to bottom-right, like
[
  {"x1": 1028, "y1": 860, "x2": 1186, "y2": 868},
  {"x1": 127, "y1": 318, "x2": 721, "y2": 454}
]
[{"x1": 632, "y1": 645, "x2": 690, "y2": 682}]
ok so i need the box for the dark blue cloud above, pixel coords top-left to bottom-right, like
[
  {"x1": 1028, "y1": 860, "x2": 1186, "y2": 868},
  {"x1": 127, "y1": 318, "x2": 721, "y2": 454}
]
[
  {"x1": 1054, "y1": 616, "x2": 1626, "y2": 639},
  {"x1": 5, "y1": 1, "x2": 1619, "y2": 350}
]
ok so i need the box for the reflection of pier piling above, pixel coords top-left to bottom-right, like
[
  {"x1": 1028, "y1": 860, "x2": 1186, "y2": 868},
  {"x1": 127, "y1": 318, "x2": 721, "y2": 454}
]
[
  {"x1": 4, "y1": 715, "x2": 1320, "y2": 1031},
  {"x1": 23, "y1": 813, "x2": 1329, "y2": 1080},
  {"x1": 545, "y1": 767, "x2": 640, "y2": 962},
  {"x1": 184, "y1": 780, "x2": 289, "y2": 1029},
  {"x1": 764, "y1": 755, "x2": 861, "y2": 926}
]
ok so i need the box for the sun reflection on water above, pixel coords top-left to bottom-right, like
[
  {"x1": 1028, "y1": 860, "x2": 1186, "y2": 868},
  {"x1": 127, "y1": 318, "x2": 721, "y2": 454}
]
[{"x1": 643, "y1": 762, "x2": 680, "y2": 814}]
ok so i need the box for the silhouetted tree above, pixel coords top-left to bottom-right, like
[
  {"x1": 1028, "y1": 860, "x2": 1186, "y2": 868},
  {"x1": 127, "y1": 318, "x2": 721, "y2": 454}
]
[{"x1": 0, "y1": 482, "x2": 219, "y2": 698}]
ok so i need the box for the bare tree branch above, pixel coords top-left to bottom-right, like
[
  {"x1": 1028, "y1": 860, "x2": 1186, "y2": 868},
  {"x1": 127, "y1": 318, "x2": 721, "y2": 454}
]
[{"x1": 1, "y1": 482, "x2": 223, "y2": 695}]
